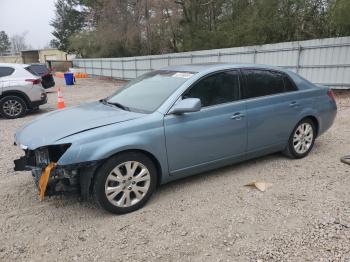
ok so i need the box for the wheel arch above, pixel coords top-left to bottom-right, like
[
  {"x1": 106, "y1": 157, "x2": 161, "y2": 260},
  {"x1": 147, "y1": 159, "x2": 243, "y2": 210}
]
[
  {"x1": 88, "y1": 148, "x2": 163, "y2": 195},
  {"x1": 0, "y1": 90, "x2": 31, "y2": 108},
  {"x1": 114, "y1": 149, "x2": 163, "y2": 186}
]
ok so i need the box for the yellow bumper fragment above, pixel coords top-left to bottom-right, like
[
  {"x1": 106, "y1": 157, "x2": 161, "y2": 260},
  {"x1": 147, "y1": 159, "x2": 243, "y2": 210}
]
[{"x1": 39, "y1": 162, "x2": 56, "y2": 201}]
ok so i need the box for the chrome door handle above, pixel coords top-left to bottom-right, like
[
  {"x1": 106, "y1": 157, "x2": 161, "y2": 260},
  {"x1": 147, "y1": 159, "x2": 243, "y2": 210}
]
[
  {"x1": 231, "y1": 113, "x2": 245, "y2": 120},
  {"x1": 289, "y1": 101, "x2": 299, "y2": 108}
]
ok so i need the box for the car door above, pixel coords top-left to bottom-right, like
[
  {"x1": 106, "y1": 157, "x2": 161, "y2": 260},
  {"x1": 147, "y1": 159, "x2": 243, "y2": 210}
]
[
  {"x1": 164, "y1": 70, "x2": 247, "y2": 176},
  {"x1": 241, "y1": 69, "x2": 302, "y2": 153}
]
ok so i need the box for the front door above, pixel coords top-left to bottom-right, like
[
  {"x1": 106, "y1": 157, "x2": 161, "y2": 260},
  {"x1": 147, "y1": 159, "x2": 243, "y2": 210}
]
[{"x1": 164, "y1": 70, "x2": 247, "y2": 175}]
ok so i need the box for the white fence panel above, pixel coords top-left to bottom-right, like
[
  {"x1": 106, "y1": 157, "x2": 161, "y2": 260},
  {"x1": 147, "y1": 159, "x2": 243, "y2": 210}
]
[{"x1": 73, "y1": 36, "x2": 350, "y2": 89}]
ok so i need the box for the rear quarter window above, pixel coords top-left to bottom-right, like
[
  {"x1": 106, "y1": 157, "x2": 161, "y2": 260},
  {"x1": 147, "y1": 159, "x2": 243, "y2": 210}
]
[
  {"x1": 0, "y1": 67, "x2": 15, "y2": 77},
  {"x1": 283, "y1": 75, "x2": 298, "y2": 91},
  {"x1": 242, "y1": 69, "x2": 285, "y2": 99}
]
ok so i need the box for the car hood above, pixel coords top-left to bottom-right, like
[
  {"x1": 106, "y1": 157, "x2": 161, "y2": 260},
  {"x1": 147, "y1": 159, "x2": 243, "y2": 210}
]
[{"x1": 15, "y1": 101, "x2": 144, "y2": 149}]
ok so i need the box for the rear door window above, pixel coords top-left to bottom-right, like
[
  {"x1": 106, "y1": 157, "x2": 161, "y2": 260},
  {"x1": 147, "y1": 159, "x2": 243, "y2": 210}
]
[
  {"x1": 183, "y1": 71, "x2": 240, "y2": 107},
  {"x1": 242, "y1": 69, "x2": 285, "y2": 99},
  {"x1": 0, "y1": 67, "x2": 15, "y2": 77}
]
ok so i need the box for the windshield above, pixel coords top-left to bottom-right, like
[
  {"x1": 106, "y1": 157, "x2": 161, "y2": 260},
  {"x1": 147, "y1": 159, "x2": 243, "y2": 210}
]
[{"x1": 106, "y1": 70, "x2": 196, "y2": 113}]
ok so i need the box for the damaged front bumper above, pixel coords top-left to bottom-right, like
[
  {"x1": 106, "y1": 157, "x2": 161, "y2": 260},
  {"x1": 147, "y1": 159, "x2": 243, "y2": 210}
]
[{"x1": 14, "y1": 144, "x2": 101, "y2": 200}]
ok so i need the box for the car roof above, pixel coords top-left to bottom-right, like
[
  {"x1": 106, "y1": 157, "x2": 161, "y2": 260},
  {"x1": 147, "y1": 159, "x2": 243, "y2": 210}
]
[
  {"x1": 0, "y1": 63, "x2": 29, "y2": 68},
  {"x1": 161, "y1": 63, "x2": 290, "y2": 74}
]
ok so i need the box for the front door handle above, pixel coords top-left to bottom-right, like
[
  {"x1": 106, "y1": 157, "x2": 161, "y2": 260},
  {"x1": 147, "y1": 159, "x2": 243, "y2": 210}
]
[
  {"x1": 289, "y1": 101, "x2": 299, "y2": 108},
  {"x1": 231, "y1": 112, "x2": 245, "y2": 120}
]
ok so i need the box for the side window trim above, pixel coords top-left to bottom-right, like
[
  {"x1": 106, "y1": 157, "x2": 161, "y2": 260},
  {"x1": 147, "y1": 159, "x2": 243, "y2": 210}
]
[{"x1": 181, "y1": 69, "x2": 242, "y2": 109}]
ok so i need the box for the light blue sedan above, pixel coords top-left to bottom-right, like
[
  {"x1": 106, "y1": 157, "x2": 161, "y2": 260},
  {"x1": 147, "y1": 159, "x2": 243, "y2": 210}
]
[{"x1": 14, "y1": 64, "x2": 337, "y2": 214}]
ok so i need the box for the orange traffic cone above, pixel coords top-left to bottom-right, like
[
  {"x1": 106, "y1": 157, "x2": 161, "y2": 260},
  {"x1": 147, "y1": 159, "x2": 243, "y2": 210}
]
[{"x1": 57, "y1": 87, "x2": 65, "y2": 109}]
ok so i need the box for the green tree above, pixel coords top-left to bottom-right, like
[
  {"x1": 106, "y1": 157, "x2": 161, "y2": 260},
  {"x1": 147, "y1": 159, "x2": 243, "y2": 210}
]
[
  {"x1": 330, "y1": 0, "x2": 350, "y2": 36},
  {"x1": 50, "y1": 0, "x2": 85, "y2": 52},
  {"x1": 0, "y1": 31, "x2": 11, "y2": 54},
  {"x1": 54, "y1": 0, "x2": 349, "y2": 58},
  {"x1": 69, "y1": 31, "x2": 100, "y2": 58}
]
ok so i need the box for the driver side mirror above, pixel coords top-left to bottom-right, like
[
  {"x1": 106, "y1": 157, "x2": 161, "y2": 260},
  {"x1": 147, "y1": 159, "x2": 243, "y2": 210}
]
[{"x1": 168, "y1": 98, "x2": 201, "y2": 115}]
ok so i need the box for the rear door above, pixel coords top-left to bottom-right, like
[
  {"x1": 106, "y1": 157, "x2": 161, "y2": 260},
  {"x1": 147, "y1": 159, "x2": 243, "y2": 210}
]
[
  {"x1": 241, "y1": 69, "x2": 301, "y2": 152},
  {"x1": 164, "y1": 70, "x2": 247, "y2": 175}
]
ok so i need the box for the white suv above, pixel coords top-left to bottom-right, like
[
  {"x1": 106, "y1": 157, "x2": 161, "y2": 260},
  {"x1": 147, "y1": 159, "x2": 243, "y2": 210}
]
[{"x1": 0, "y1": 63, "x2": 47, "y2": 119}]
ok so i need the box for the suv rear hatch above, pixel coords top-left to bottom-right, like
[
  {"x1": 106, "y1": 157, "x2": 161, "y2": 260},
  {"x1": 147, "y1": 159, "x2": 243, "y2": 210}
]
[{"x1": 26, "y1": 64, "x2": 55, "y2": 89}]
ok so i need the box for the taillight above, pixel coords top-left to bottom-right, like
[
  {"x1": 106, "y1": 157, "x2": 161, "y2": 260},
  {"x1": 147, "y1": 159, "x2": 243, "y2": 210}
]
[
  {"x1": 327, "y1": 89, "x2": 336, "y2": 102},
  {"x1": 26, "y1": 79, "x2": 41, "y2": 85}
]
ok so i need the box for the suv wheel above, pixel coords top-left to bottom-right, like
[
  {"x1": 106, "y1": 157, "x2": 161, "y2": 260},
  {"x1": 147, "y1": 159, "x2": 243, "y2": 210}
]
[
  {"x1": 93, "y1": 152, "x2": 157, "y2": 214},
  {"x1": 0, "y1": 96, "x2": 27, "y2": 119}
]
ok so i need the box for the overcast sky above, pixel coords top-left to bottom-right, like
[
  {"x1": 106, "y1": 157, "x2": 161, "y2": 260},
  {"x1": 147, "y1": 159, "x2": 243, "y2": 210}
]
[{"x1": 0, "y1": 0, "x2": 56, "y2": 49}]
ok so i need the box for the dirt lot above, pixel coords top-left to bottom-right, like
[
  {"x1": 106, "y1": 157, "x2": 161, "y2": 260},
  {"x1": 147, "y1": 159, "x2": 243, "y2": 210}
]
[{"x1": 0, "y1": 77, "x2": 349, "y2": 262}]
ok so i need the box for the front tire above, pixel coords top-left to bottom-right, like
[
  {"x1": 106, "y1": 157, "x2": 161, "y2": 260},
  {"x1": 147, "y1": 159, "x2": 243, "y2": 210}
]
[
  {"x1": 284, "y1": 118, "x2": 316, "y2": 159},
  {"x1": 93, "y1": 152, "x2": 157, "y2": 214},
  {"x1": 0, "y1": 95, "x2": 27, "y2": 119}
]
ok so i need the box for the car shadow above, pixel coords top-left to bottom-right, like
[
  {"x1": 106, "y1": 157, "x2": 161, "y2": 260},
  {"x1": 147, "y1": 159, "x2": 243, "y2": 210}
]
[{"x1": 156, "y1": 152, "x2": 286, "y2": 193}]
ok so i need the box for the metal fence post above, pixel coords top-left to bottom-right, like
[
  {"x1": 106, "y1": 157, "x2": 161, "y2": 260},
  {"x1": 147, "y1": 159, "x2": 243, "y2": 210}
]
[
  {"x1": 135, "y1": 58, "x2": 138, "y2": 77},
  {"x1": 218, "y1": 52, "x2": 221, "y2": 62},
  {"x1": 121, "y1": 59, "x2": 125, "y2": 80},
  {"x1": 100, "y1": 59, "x2": 103, "y2": 76},
  {"x1": 296, "y1": 45, "x2": 302, "y2": 73},
  {"x1": 253, "y1": 49, "x2": 257, "y2": 63},
  {"x1": 190, "y1": 54, "x2": 193, "y2": 64},
  {"x1": 110, "y1": 59, "x2": 112, "y2": 78},
  {"x1": 83, "y1": 59, "x2": 86, "y2": 74},
  {"x1": 149, "y1": 57, "x2": 152, "y2": 70},
  {"x1": 167, "y1": 55, "x2": 170, "y2": 66}
]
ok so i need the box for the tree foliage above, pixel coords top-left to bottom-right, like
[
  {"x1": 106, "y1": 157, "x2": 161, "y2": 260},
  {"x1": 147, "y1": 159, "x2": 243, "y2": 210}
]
[
  {"x1": 0, "y1": 31, "x2": 11, "y2": 54},
  {"x1": 50, "y1": 0, "x2": 350, "y2": 58},
  {"x1": 50, "y1": 0, "x2": 86, "y2": 52}
]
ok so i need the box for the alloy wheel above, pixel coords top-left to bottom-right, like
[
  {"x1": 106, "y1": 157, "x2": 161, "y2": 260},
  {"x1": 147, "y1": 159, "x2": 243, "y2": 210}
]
[
  {"x1": 292, "y1": 123, "x2": 314, "y2": 154},
  {"x1": 2, "y1": 99, "x2": 23, "y2": 117},
  {"x1": 104, "y1": 161, "x2": 151, "y2": 207}
]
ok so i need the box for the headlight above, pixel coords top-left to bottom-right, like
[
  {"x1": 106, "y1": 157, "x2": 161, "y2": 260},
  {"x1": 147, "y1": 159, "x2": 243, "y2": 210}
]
[
  {"x1": 34, "y1": 144, "x2": 71, "y2": 166},
  {"x1": 35, "y1": 147, "x2": 50, "y2": 166}
]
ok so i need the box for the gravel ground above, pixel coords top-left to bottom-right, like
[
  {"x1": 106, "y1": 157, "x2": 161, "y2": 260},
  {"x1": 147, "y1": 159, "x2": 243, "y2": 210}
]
[{"x1": 0, "y1": 77, "x2": 349, "y2": 262}]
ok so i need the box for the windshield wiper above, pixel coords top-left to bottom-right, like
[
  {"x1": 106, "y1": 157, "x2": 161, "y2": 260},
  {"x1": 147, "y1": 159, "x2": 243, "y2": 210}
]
[{"x1": 100, "y1": 99, "x2": 129, "y2": 111}]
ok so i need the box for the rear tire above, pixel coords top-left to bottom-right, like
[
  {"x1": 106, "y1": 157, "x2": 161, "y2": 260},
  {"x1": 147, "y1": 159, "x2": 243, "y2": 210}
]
[
  {"x1": 93, "y1": 152, "x2": 157, "y2": 214},
  {"x1": 0, "y1": 95, "x2": 27, "y2": 119},
  {"x1": 283, "y1": 118, "x2": 316, "y2": 159}
]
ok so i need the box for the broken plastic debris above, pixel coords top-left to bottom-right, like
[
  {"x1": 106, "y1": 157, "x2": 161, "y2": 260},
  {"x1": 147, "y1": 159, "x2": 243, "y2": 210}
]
[
  {"x1": 39, "y1": 162, "x2": 56, "y2": 201},
  {"x1": 245, "y1": 181, "x2": 272, "y2": 192}
]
